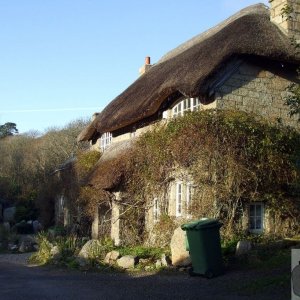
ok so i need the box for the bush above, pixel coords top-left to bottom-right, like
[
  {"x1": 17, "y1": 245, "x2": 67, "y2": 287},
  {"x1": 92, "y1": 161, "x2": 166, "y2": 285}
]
[
  {"x1": 30, "y1": 232, "x2": 53, "y2": 264},
  {"x1": 146, "y1": 215, "x2": 177, "y2": 247}
]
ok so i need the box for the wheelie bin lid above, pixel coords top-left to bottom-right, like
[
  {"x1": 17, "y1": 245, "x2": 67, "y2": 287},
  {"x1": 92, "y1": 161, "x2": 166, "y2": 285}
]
[{"x1": 181, "y1": 218, "x2": 222, "y2": 230}]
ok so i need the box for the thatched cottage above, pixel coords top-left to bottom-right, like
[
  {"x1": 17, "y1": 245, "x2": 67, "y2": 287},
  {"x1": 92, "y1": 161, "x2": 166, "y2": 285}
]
[{"x1": 78, "y1": 2, "x2": 300, "y2": 244}]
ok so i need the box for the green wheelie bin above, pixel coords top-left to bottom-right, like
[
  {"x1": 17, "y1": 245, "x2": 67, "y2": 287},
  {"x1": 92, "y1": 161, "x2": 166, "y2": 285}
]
[{"x1": 181, "y1": 218, "x2": 224, "y2": 278}]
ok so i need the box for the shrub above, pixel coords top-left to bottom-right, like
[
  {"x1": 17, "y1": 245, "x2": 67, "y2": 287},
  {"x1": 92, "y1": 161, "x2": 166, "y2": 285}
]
[
  {"x1": 116, "y1": 110, "x2": 300, "y2": 240},
  {"x1": 30, "y1": 232, "x2": 53, "y2": 264}
]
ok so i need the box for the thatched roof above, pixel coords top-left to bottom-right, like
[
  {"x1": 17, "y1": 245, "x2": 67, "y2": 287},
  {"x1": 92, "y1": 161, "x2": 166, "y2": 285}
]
[
  {"x1": 78, "y1": 4, "x2": 300, "y2": 142},
  {"x1": 86, "y1": 139, "x2": 135, "y2": 190}
]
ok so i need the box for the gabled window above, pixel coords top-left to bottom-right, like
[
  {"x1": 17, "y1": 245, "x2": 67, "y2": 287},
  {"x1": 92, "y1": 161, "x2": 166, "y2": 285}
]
[
  {"x1": 172, "y1": 97, "x2": 201, "y2": 118},
  {"x1": 100, "y1": 132, "x2": 112, "y2": 152},
  {"x1": 249, "y1": 202, "x2": 264, "y2": 233},
  {"x1": 176, "y1": 182, "x2": 182, "y2": 217},
  {"x1": 153, "y1": 197, "x2": 160, "y2": 222}
]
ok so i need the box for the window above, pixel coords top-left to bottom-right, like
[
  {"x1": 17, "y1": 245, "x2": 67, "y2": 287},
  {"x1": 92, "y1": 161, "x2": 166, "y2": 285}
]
[
  {"x1": 249, "y1": 203, "x2": 264, "y2": 233},
  {"x1": 172, "y1": 97, "x2": 201, "y2": 118},
  {"x1": 100, "y1": 132, "x2": 112, "y2": 152},
  {"x1": 153, "y1": 198, "x2": 159, "y2": 222},
  {"x1": 186, "y1": 182, "x2": 193, "y2": 217},
  {"x1": 176, "y1": 182, "x2": 182, "y2": 217}
]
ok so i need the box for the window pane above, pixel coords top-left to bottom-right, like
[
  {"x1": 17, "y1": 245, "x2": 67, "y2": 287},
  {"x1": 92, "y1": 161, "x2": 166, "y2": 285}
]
[
  {"x1": 256, "y1": 205, "x2": 261, "y2": 215},
  {"x1": 186, "y1": 98, "x2": 191, "y2": 109},
  {"x1": 249, "y1": 217, "x2": 255, "y2": 229},
  {"x1": 255, "y1": 217, "x2": 261, "y2": 229},
  {"x1": 249, "y1": 205, "x2": 255, "y2": 216}
]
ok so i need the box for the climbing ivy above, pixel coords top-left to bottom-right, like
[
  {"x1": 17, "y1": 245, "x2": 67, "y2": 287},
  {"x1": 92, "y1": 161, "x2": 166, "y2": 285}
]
[{"x1": 120, "y1": 110, "x2": 300, "y2": 240}]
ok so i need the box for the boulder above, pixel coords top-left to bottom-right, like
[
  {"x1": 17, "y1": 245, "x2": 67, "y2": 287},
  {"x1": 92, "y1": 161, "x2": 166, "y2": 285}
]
[
  {"x1": 78, "y1": 239, "x2": 102, "y2": 259},
  {"x1": 139, "y1": 258, "x2": 150, "y2": 265},
  {"x1": 3, "y1": 207, "x2": 16, "y2": 223},
  {"x1": 170, "y1": 227, "x2": 191, "y2": 266},
  {"x1": 76, "y1": 257, "x2": 88, "y2": 267},
  {"x1": 8, "y1": 243, "x2": 18, "y2": 251},
  {"x1": 104, "y1": 250, "x2": 120, "y2": 264},
  {"x1": 235, "y1": 240, "x2": 252, "y2": 256},
  {"x1": 3, "y1": 222, "x2": 10, "y2": 232},
  {"x1": 50, "y1": 245, "x2": 61, "y2": 260},
  {"x1": 161, "y1": 253, "x2": 171, "y2": 267},
  {"x1": 117, "y1": 255, "x2": 137, "y2": 269},
  {"x1": 18, "y1": 235, "x2": 37, "y2": 253},
  {"x1": 32, "y1": 220, "x2": 42, "y2": 233},
  {"x1": 155, "y1": 259, "x2": 162, "y2": 269}
]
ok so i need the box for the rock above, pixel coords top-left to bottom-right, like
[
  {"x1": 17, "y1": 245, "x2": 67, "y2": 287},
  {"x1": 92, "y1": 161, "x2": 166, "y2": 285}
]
[
  {"x1": 32, "y1": 220, "x2": 42, "y2": 233},
  {"x1": 104, "y1": 250, "x2": 120, "y2": 264},
  {"x1": 170, "y1": 227, "x2": 191, "y2": 266},
  {"x1": 145, "y1": 266, "x2": 152, "y2": 271},
  {"x1": 161, "y1": 253, "x2": 171, "y2": 267},
  {"x1": 3, "y1": 207, "x2": 16, "y2": 223},
  {"x1": 139, "y1": 258, "x2": 150, "y2": 265},
  {"x1": 8, "y1": 243, "x2": 18, "y2": 251},
  {"x1": 236, "y1": 240, "x2": 252, "y2": 256},
  {"x1": 50, "y1": 245, "x2": 60, "y2": 258},
  {"x1": 155, "y1": 259, "x2": 162, "y2": 269},
  {"x1": 18, "y1": 235, "x2": 37, "y2": 253},
  {"x1": 117, "y1": 255, "x2": 137, "y2": 269},
  {"x1": 3, "y1": 222, "x2": 10, "y2": 232},
  {"x1": 76, "y1": 257, "x2": 88, "y2": 267},
  {"x1": 78, "y1": 239, "x2": 102, "y2": 259}
]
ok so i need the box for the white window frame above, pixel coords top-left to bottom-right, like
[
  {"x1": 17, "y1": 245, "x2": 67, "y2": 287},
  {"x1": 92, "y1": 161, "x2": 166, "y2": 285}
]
[
  {"x1": 172, "y1": 97, "x2": 201, "y2": 118},
  {"x1": 153, "y1": 197, "x2": 159, "y2": 223},
  {"x1": 249, "y1": 202, "x2": 264, "y2": 234},
  {"x1": 176, "y1": 182, "x2": 183, "y2": 217},
  {"x1": 100, "y1": 132, "x2": 112, "y2": 152}
]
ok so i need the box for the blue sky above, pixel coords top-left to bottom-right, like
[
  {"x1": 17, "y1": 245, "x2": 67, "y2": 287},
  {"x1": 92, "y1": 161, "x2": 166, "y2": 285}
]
[{"x1": 0, "y1": 0, "x2": 269, "y2": 134}]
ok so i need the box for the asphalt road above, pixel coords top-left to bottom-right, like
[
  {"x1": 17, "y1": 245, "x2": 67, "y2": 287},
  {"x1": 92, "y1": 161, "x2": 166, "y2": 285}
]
[{"x1": 0, "y1": 254, "x2": 289, "y2": 300}]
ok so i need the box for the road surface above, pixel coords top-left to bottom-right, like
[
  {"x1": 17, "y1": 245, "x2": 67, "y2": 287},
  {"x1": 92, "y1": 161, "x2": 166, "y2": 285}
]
[{"x1": 0, "y1": 253, "x2": 289, "y2": 300}]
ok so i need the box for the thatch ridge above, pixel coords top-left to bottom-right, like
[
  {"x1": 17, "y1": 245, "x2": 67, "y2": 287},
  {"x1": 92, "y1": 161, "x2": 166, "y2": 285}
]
[{"x1": 78, "y1": 4, "x2": 300, "y2": 142}]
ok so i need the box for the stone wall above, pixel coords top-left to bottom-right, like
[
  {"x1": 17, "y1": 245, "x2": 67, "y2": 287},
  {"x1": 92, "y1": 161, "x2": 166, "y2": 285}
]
[
  {"x1": 270, "y1": 0, "x2": 300, "y2": 41},
  {"x1": 214, "y1": 62, "x2": 299, "y2": 130}
]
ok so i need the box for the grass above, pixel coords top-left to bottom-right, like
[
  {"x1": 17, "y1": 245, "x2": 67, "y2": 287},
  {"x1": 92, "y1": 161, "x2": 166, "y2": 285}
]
[{"x1": 117, "y1": 245, "x2": 168, "y2": 260}]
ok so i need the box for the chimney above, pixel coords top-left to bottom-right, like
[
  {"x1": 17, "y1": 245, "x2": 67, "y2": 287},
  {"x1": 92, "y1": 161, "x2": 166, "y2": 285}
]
[
  {"x1": 270, "y1": 0, "x2": 300, "y2": 42},
  {"x1": 139, "y1": 56, "x2": 152, "y2": 76}
]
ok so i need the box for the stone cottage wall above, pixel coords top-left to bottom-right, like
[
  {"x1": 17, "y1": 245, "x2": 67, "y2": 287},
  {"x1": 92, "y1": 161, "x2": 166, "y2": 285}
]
[{"x1": 214, "y1": 62, "x2": 300, "y2": 130}]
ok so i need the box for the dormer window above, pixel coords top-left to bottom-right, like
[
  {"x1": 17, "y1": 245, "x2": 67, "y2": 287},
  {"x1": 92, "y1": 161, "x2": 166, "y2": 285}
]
[
  {"x1": 100, "y1": 132, "x2": 112, "y2": 152},
  {"x1": 172, "y1": 97, "x2": 201, "y2": 118}
]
